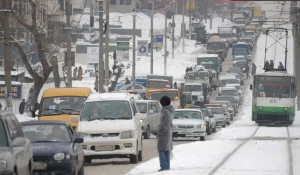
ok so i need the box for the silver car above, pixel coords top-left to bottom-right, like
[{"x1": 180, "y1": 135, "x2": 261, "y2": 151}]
[
  {"x1": 135, "y1": 100, "x2": 161, "y2": 139},
  {"x1": 172, "y1": 109, "x2": 207, "y2": 141},
  {"x1": 118, "y1": 84, "x2": 146, "y2": 98},
  {"x1": 0, "y1": 112, "x2": 33, "y2": 175},
  {"x1": 207, "y1": 107, "x2": 227, "y2": 128}
]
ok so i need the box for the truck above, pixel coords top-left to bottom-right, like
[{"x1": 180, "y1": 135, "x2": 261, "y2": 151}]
[
  {"x1": 218, "y1": 27, "x2": 238, "y2": 47},
  {"x1": 232, "y1": 42, "x2": 251, "y2": 60},
  {"x1": 186, "y1": 21, "x2": 207, "y2": 44},
  {"x1": 254, "y1": 6, "x2": 262, "y2": 17},
  {"x1": 146, "y1": 75, "x2": 173, "y2": 98},
  {"x1": 206, "y1": 35, "x2": 228, "y2": 61},
  {"x1": 183, "y1": 82, "x2": 210, "y2": 105},
  {"x1": 148, "y1": 88, "x2": 180, "y2": 109},
  {"x1": 197, "y1": 54, "x2": 222, "y2": 74}
]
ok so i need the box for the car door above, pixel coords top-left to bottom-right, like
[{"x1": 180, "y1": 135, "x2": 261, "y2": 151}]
[
  {"x1": 5, "y1": 117, "x2": 27, "y2": 173},
  {"x1": 69, "y1": 125, "x2": 84, "y2": 170},
  {"x1": 147, "y1": 102, "x2": 155, "y2": 132},
  {"x1": 208, "y1": 110, "x2": 216, "y2": 128}
]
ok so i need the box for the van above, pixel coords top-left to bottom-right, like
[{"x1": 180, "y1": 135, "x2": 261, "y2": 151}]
[
  {"x1": 37, "y1": 87, "x2": 92, "y2": 130},
  {"x1": 76, "y1": 93, "x2": 144, "y2": 164}
]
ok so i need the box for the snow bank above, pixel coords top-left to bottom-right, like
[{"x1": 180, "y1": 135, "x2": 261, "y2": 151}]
[
  {"x1": 15, "y1": 114, "x2": 36, "y2": 122},
  {"x1": 127, "y1": 140, "x2": 241, "y2": 175}
]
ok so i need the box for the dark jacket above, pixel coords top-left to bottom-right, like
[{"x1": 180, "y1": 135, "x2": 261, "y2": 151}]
[
  {"x1": 113, "y1": 51, "x2": 117, "y2": 60},
  {"x1": 19, "y1": 102, "x2": 25, "y2": 114},
  {"x1": 270, "y1": 60, "x2": 274, "y2": 69},
  {"x1": 252, "y1": 64, "x2": 257, "y2": 76},
  {"x1": 157, "y1": 105, "x2": 174, "y2": 151},
  {"x1": 264, "y1": 61, "x2": 270, "y2": 70},
  {"x1": 125, "y1": 79, "x2": 130, "y2": 85}
]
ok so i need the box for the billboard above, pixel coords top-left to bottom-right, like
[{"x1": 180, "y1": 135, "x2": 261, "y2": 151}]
[
  {"x1": 87, "y1": 47, "x2": 99, "y2": 69},
  {"x1": 186, "y1": 0, "x2": 195, "y2": 9},
  {"x1": 117, "y1": 41, "x2": 130, "y2": 61},
  {"x1": 0, "y1": 84, "x2": 22, "y2": 99},
  {"x1": 153, "y1": 35, "x2": 163, "y2": 48},
  {"x1": 137, "y1": 40, "x2": 148, "y2": 56}
]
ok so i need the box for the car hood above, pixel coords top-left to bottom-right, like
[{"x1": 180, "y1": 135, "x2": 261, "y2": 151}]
[
  {"x1": 173, "y1": 119, "x2": 205, "y2": 126},
  {"x1": 78, "y1": 120, "x2": 132, "y2": 134},
  {"x1": 32, "y1": 142, "x2": 72, "y2": 156},
  {"x1": 0, "y1": 147, "x2": 9, "y2": 159},
  {"x1": 213, "y1": 114, "x2": 225, "y2": 118}
]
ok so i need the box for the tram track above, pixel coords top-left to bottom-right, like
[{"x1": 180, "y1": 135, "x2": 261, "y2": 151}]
[{"x1": 207, "y1": 125, "x2": 294, "y2": 175}]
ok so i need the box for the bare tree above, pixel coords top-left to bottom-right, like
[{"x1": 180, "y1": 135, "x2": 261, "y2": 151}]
[{"x1": 2, "y1": 0, "x2": 66, "y2": 113}]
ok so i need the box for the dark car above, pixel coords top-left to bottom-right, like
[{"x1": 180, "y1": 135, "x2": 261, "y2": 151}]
[
  {"x1": 215, "y1": 96, "x2": 238, "y2": 114},
  {"x1": 0, "y1": 111, "x2": 33, "y2": 175},
  {"x1": 234, "y1": 60, "x2": 248, "y2": 73},
  {"x1": 227, "y1": 67, "x2": 244, "y2": 78},
  {"x1": 20, "y1": 121, "x2": 84, "y2": 175}
]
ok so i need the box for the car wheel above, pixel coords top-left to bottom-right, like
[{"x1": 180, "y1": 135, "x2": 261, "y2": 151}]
[
  {"x1": 143, "y1": 126, "x2": 150, "y2": 139},
  {"x1": 207, "y1": 126, "x2": 212, "y2": 135},
  {"x1": 200, "y1": 136, "x2": 205, "y2": 141},
  {"x1": 130, "y1": 145, "x2": 139, "y2": 164},
  {"x1": 212, "y1": 125, "x2": 217, "y2": 133},
  {"x1": 222, "y1": 123, "x2": 226, "y2": 128},
  {"x1": 84, "y1": 157, "x2": 91, "y2": 165}
]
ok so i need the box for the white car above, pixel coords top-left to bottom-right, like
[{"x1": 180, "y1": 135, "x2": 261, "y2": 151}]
[
  {"x1": 220, "y1": 86, "x2": 240, "y2": 105},
  {"x1": 135, "y1": 100, "x2": 161, "y2": 139},
  {"x1": 225, "y1": 84, "x2": 243, "y2": 103},
  {"x1": 172, "y1": 109, "x2": 207, "y2": 141},
  {"x1": 76, "y1": 93, "x2": 144, "y2": 164}
]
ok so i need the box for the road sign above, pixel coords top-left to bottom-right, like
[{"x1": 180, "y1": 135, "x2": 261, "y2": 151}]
[
  {"x1": 137, "y1": 40, "x2": 148, "y2": 56},
  {"x1": 116, "y1": 41, "x2": 130, "y2": 61},
  {"x1": 153, "y1": 35, "x2": 163, "y2": 48},
  {"x1": 186, "y1": 0, "x2": 195, "y2": 9}
]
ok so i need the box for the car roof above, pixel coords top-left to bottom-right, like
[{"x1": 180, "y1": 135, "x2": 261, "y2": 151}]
[
  {"x1": 175, "y1": 109, "x2": 202, "y2": 112},
  {"x1": 234, "y1": 55, "x2": 246, "y2": 58},
  {"x1": 226, "y1": 84, "x2": 240, "y2": 87},
  {"x1": 221, "y1": 87, "x2": 237, "y2": 90},
  {"x1": 21, "y1": 120, "x2": 69, "y2": 125},
  {"x1": 212, "y1": 100, "x2": 231, "y2": 104},
  {"x1": 197, "y1": 54, "x2": 219, "y2": 58},
  {"x1": 86, "y1": 93, "x2": 133, "y2": 102},
  {"x1": 135, "y1": 100, "x2": 158, "y2": 103},
  {"x1": 216, "y1": 95, "x2": 234, "y2": 98}
]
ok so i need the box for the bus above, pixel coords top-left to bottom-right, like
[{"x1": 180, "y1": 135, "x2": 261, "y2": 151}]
[{"x1": 250, "y1": 71, "x2": 296, "y2": 125}]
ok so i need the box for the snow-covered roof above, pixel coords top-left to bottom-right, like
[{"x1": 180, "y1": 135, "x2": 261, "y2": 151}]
[
  {"x1": 85, "y1": 92, "x2": 133, "y2": 102},
  {"x1": 197, "y1": 54, "x2": 219, "y2": 58}
]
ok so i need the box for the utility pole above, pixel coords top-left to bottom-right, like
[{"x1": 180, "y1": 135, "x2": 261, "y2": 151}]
[
  {"x1": 293, "y1": 6, "x2": 300, "y2": 110},
  {"x1": 205, "y1": 0, "x2": 207, "y2": 23},
  {"x1": 105, "y1": 0, "x2": 110, "y2": 86},
  {"x1": 132, "y1": 12, "x2": 137, "y2": 91},
  {"x1": 189, "y1": 0, "x2": 192, "y2": 40},
  {"x1": 3, "y1": 0, "x2": 12, "y2": 111},
  {"x1": 222, "y1": 3, "x2": 224, "y2": 22},
  {"x1": 182, "y1": 0, "x2": 185, "y2": 53},
  {"x1": 98, "y1": 0, "x2": 104, "y2": 93},
  {"x1": 150, "y1": 11, "x2": 154, "y2": 74},
  {"x1": 171, "y1": 1, "x2": 176, "y2": 59},
  {"x1": 164, "y1": 6, "x2": 168, "y2": 75},
  {"x1": 66, "y1": 0, "x2": 72, "y2": 87},
  {"x1": 210, "y1": 3, "x2": 213, "y2": 29}
]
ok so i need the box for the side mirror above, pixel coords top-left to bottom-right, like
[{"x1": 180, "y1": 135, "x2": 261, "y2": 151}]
[
  {"x1": 148, "y1": 110, "x2": 154, "y2": 114},
  {"x1": 71, "y1": 116, "x2": 79, "y2": 123},
  {"x1": 249, "y1": 84, "x2": 253, "y2": 90},
  {"x1": 74, "y1": 137, "x2": 84, "y2": 143},
  {"x1": 135, "y1": 113, "x2": 144, "y2": 120},
  {"x1": 12, "y1": 137, "x2": 26, "y2": 147}
]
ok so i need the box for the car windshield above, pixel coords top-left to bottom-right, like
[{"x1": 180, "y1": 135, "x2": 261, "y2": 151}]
[
  {"x1": 174, "y1": 111, "x2": 203, "y2": 120},
  {"x1": 148, "y1": 81, "x2": 168, "y2": 88},
  {"x1": 227, "y1": 85, "x2": 240, "y2": 90},
  {"x1": 201, "y1": 63, "x2": 215, "y2": 70},
  {"x1": 222, "y1": 90, "x2": 238, "y2": 96},
  {"x1": 229, "y1": 67, "x2": 242, "y2": 72},
  {"x1": 207, "y1": 107, "x2": 224, "y2": 114},
  {"x1": 119, "y1": 84, "x2": 142, "y2": 90},
  {"x1": 0, "y1": 119, "x2": 8, "y2": 147},
  {"x1": 184, "y1": 85, "x2": 202, "y2": 92},
  {"x1": 235, "y1": 61, "x2": 247, "y2": 66},
  {"x1": 41, "y1": 96, "x2": 87, "y2": 116},
  {"x1": 21, "y1": 124, "x2": 71, "y2": 143},
  {"x1": 136, "y1": 103, "x2": 147, "y2": 113},
  {"x1": 219, "y1": 79, "x2": 238, "y2": 87},
  {"x1": 216, "y1": 97, "x2": 234, "y2": 103},
  {"x1": 207, "y1": 42, "x2": 224, "y2": 50},
  {"x1": 235, "y1": 19, "x2": 246, "y2": 24},
  {"x1": 233, "y1": 48, "x2": 248, "y2": 55},
  {"x1": 213, "y1": 101, "x2": 232, "y2": 107},
  {"x1": 150, "y1": 91, "x2": 178, "y2": 100},
  {"x1": 80, "y1": 101, "x2": 132, "y2": 121},
  {"x1": 245, "y1": 31, "x2": 254, "y2": 36}
]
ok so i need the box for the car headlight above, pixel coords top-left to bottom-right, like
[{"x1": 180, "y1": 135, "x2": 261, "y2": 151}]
[
  {"x1": 285, "y1": 107, "x2": 288, "y2": 110},
  {"x1": 0, "y1": 160, "x2": 7, "y2": 170},
  {"x1": 259, "y1": 106, "x2": 263, "y2": 110},
  {"x1": 243, "y1": 68, "x2": 245, "y2": 70},
  {"x1": 77, "y1": 132, "x2": 89, "y2": 138},
  {"x1": 121, "y1": 130, "x2": 135, "y2": 139},
  {"x1": 140, "y1": 119, "x2": 145, "y2": 124},
  {"x1": 54, "y1": 153, "x2": 65, "y2": 161},
  {"x1": 196, "y1": 123, "x2": 205, "y2": 128}
]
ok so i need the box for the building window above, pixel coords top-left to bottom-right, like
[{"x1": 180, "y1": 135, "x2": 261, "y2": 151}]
[
  {"x1": 12, "y1": 0, "x2": 29, "y2": 15},
  {"x1": 47, "y1": 23, "x2": 55, "y2": 38},
  {"x1": 110, "y1": 0, "x2": 116, "y2": 5},
  {"x1": 120, "y1": 0, "x2": 131, "y2": 5}
]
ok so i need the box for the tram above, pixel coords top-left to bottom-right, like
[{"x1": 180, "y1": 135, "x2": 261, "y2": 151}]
[{"x1": 249, "y1": 71, "x2": 296, "y2": 125}]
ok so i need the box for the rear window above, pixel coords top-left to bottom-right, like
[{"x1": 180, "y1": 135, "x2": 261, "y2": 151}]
[
  {"x1": 136, "y1": 103, "x2": 147, "y2": 113},
  {"x1": 0, "y1": 119, "x2": 8, "y2": 147}
]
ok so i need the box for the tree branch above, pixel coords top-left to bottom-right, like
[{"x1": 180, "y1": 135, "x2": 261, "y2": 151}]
[{"x1": 11, "y1": 12, "x2": 34, "y2": 33}]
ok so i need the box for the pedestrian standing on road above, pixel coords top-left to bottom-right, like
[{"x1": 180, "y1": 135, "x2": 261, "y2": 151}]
[
  {"x1": 246, "y1": 64, "x2": 250, "y2": 79},
  {"x1": 270, "y1": 60, "x2": 274, "y2": 69},
  {"x1": 174, "y1": 82, "x2": 177, "y2": 89},
  {"x1": 125, "y1": 78, "x2": 130, "y2": 85},
  {"x1": 157, "y1": 96, "x2": 173, "y2": 172},
  {"x1": 264, "y1": 60, "x2": 270, "y2": 70},
  {"x1": 113, "y1": 50, "x2": 117, "y2": 63},
  {"x1": 278, "y1": 61, "x2": 284, "y2": 70},
  {"x1": 77, "y1": 66, "x2": 83, "y2": 80},
  {"x1": 185, "y1": 67, "x2": 189, "y2": 75},
  {"x1": 19, "y1": 99, "x2": 25, "y2": 114}
]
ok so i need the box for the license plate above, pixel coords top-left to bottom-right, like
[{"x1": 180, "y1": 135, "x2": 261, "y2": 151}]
[
  {"x1": 33, "y1": 162, "x2": 47, "y2": 170},
  {"x1": 181, "y1": 131, "x2": 192, "y2": 135},
  {"x1": 95, "y1": 145, "x2": 115, "y2": 151}
]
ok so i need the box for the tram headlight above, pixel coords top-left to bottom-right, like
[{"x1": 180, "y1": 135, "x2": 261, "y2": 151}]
[
  {"x1": 259, "y1": 106, "x2": 262, "y2": 110},
  {"x1": 285, "y1": 107, "x2": 288, "y2": 111}
]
